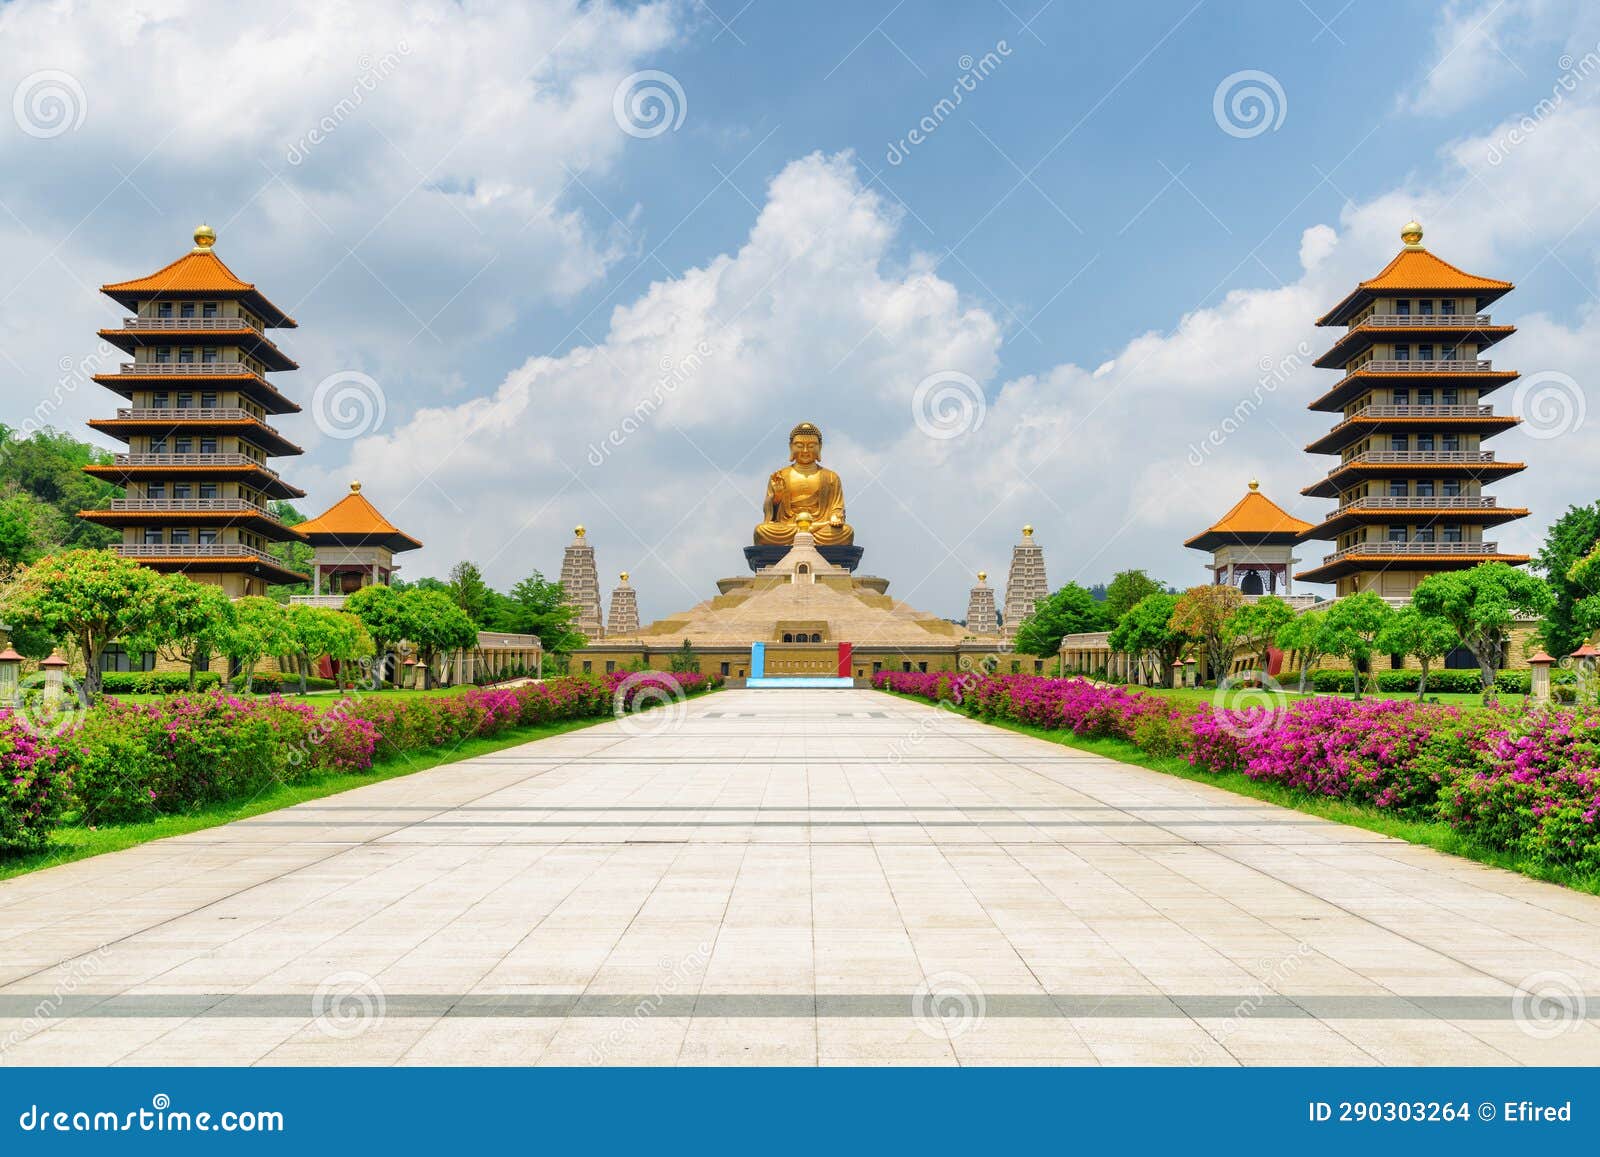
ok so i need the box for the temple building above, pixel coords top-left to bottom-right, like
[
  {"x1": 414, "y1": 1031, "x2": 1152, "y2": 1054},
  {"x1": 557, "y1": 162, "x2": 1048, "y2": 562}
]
[
  {"x1": 965, "y1": 572, "x2": 998, "y2": 635},
  {"x1": 1296, "y1": 221, "x2": 1530, "y2": 597},
  {"x1": 1184, "y1": 480, "x2": 1313, "y2": 598},
  {"x1": 289, "y1": 481, "x2": 422, "y2": 607},
  {"x1": 559, "y1": 526, "x2": 605, "y2": 640},
  {"x1": 606, "y1": 573, "x2": 640, "y2": 637},
  {"x1": 79, "y1": 225, "x2": 307, "y2": 597},
  {"x1": 1002, "y1": 525, "x2": 1049, "y2": 638}
]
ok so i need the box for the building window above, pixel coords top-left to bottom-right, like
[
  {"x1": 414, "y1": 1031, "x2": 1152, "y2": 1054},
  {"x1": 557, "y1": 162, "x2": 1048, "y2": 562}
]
[
  {"x1": 782, "y1": 633, "x2": 792, "y2": 642},
  {"x1": 1416, "y1": 387, "x2": 1435, "y2": 405},
  {"x1": 917, "y1": 662, "x2": 928, "y2": 673},
  {"x1": 199, "y1": 437, "x2": 217, "y2": 453},
  {"x1": 1392, "y1": 387, "x2": 1409, "y2": 405},
  {"x1": 1415, "y1": 526, "x2": 1436, "y2": 543},
  {"x1": 1416, "y1": 480, "x2": 1435, "y2": 497},
  {"x1": 150, "y1": 391, "x2": 169, "y2": 407},
  {"x1": 1441, "y1": 299, "x2": 1457, "y2": 315},
  {"x1": 198, "y1": 529, "x2": 217, "y2": 545},
  {"x1": 143, "y1": 527, "x2": 163, "y2": 544},
  {"x1": 1443, "y1": 478, "x2": 1461, "y2": 497},
  {"x1": 1419, "y1": 300, "x2": 1434, "y2": 316},
  {"x1": 173, "y1": 483, "x2": 192, "y2": 499},
  {"x1": 199, "y1": 482, "x2": 217, "y2": 498},
  {"x1": 170, "y1": 528, "x2": 191, "y2": 545},
  {"x1": 903, "y1": 662, "x2": 913, "y2": 673},
  {"x1": 581, "y1": 660, "x2": 592, "y2": 673},
  {"x1": 1389, "y1": 434, "x2": 1408, "y2": 451},
  {"x1": 153, "y1": 348, "x2": 172, "y2": 364},
  {"x1": 1388, "y1": 526, "x2": 1408, "y2": 542},
  {"x1": 98, "y1": 645, "x2": 156, "y2": 673},
  {"x1": 201, "y1": 391, "x2": 218, "y2": 408},
  {"x1": 1395, "y1": 300, "x2": 1410, "y2": 316},
  {"x1": 1388, "y1": 480, "x2": 1408, "y2": 497},
  {"x1": 173, "y1": 438, "x2": 192, "y2": 453},
  {"x1": 1415, "y1": 433, "x2": 1434, "y2": 451},
  {"x1": 156, "y1": 301, "x2": 173, "y2": 318},
  {"x1": 719, "y1": 662, "x2": 729, "y2": 676},
  {"x1": 1392, "y1": 344, "x2": 1410, "y2": 360},
  {"x1": 605, "y1": 660, "x2": 615, "y2": 674},
  {"x1": 201, "y1": 348, "x2": 218, "y2": 364},
  {"x1": 202, "y1": 301, "x2": 218, "y2": 318},
  {"x1": 1417, "y1": 344, "x2": 1434, "y2": 361},
  {"x1": 811, "y1": 632, "x2": 822, "y2": 643},
  {"x1": 177, "y1": 347, "x2": 194, "y2": 363},
  {"x1": 180, "y1": 302, "x2": 195, "y2": 319},
  {"x1": 1441, "y1": 433, "x2": 1459, "y2": 451}
]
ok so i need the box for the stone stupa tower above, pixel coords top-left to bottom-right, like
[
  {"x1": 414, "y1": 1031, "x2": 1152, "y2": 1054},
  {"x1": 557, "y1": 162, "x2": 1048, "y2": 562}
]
[
  {"x1": 965, "y1": 571, "x2": 998, "y2": 635},
  {"x1": 559, "y1": 525, "x2": 604, "y2": 640},
  {"x1": 1002, "y1": 525, "x2": 1049, "y2": 639},
  {"x1": 606, "y1": 572, "x2": 640, "y2": 638}
]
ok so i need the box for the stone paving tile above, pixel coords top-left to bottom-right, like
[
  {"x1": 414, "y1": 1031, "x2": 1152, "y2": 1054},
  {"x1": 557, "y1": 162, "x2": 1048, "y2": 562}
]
[{"x1": 1, "y1": 688, "x2": 1599, "y2": 1066}]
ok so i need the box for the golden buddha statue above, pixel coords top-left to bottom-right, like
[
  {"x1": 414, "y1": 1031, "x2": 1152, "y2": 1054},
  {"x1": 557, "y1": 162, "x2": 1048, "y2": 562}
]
[{"x1": 753, "y1": 422, "x2": 854, "y2": 547}]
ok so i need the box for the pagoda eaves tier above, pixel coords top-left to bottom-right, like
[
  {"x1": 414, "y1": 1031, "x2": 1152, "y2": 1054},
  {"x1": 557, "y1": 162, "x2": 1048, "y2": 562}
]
[
  {"x1": 1295, "y1": 221, "x2": 1530, "y2": 594},
  {"x1": 79, "y1": 225, "x2": 308, "y2": 595}
]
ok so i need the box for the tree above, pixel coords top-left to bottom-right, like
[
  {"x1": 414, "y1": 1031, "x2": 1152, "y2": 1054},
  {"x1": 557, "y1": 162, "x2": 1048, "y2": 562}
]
[
  {"x1": 285, "y1": 604, "x2": 374, "y2": 692},
  {"x1": 1413, "y1": 562, "x2": 1556, "y2": 703},
  {"x1": 1534, "y1": 502, "x2": 1600, "y2": 656},
  {"x1": 265, "y1": 501, "x2": 311, "y2": 602},
  {"x1": 0, "y1": 426, "x2": 121, "y2": 551},
  {"x1": 489, "y1": 569, "x2": 586, "y2": 652},
  {"x1": 669, "y1": 638, "x2": 699, "y2": 674},
  {"x1": 1013, "y1": 582, "x2": 1109, "y2": 657},
  {"x1": 346, "y1": 584, "x2": 407, "y2": 686},
  {"x1": 1107, "y1": 592, "x2": 1189, "y2": 687},
  {"x1": 125, "y1": 572, "x2": 236, "y2": 690},
  {"x1": 397, "y1": 589, "x2": 479, "y2": 689},
  {"x1": 1321, "y1": 592, "x2": 1393, "y2": 699},
  {"x1": 447, "y1": 560, "x2": 494, "y2": 626},
  {"x1": 0, "y1": 550, "x2": 160, "y2": 699},
  {"x1": 1225, "y1": 595, "x2": 1295, "y2": 675},
  {"x1": 1275, "y1": 609, "x2": 1329, "y2": 694},
  {"x1": 1376, "y1": 606, "x2": 1458, "y2": 700},
  {"x1": 1168, "y1": 584, "x2": 1245, "y2": 684},
  {"x1": 218, "y1": 597, "x2": 294, "y2": 691},
  {"x1": 1103, "y1": 569, "x2": 1165, "y2": 623}
]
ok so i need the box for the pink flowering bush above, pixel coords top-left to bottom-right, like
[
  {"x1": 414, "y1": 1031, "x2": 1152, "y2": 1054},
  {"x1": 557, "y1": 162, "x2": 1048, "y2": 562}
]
[
  {"x1": 0, "y1": 711, "x2": 69, "y2": 850},
  {"x1": 876, "y1": 670, "x2": 1600, "y2": 874}
]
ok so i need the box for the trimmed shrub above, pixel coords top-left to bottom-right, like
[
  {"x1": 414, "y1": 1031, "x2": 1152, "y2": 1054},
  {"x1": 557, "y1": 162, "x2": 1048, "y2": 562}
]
[{"x1": 99, "y1": 671, "x2": 224, "y2": 694}]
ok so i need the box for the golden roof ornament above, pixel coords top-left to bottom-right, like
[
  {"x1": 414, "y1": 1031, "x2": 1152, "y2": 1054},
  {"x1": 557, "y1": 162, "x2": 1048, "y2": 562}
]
[
  {"x1": 1022, "y1": 524, "x2": 1034, "y2": 538},
  {"x1": 1248, "y1": 478, "x2": 1260, "y2": 491},
  {"x1": 350, "y1": 480, "x2": 362, "y2": 493},
  {"x1": 1400, "y1": 219, "x2": 1424, "y2": 249},
  {"x1": 574, "y1": 525, "x2": 586, "y2": 539},
  {"x1": 977, "y1": 571, "x2": 987, "y2": 583},
  {"x1": 619, "y1": 571, "x2": 629, "y2": 583},
  {"x1": 192, "y1": 223, "x2": 216, "y2": 252}
]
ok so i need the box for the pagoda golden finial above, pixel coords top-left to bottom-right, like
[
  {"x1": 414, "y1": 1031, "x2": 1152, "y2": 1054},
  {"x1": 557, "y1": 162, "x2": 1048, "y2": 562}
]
[
  {"x1": 1022, "y1": 524, "x2": 1034, "y2": 538},
  {"x1": 1401, "y1": 219, "x2": 1424, "y2": 249},
  {"x1": 192, "y1": 223, "x2": 216, "y2": 252},
  {"x1": 350, "y1": 480, "x2": 362, "y2": 493},
  {"x1": 977, "y1": 570, "x2": 987, "y2": 583},
  {"x1": 1248, "y1": 478, "x2": 1260, "y2": 491},
  {"x1": 620, "y1": 571, "x2": 629, "y2": 583},
  {"x1": 574, "y1": 525, "x2": 586, "y2": 539}
]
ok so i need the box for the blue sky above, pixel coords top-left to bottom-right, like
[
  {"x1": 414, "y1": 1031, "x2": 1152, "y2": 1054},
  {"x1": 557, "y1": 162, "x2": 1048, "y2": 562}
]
[{"x1": 1, "y1": 0, "x2": 1596, "y2": 621}]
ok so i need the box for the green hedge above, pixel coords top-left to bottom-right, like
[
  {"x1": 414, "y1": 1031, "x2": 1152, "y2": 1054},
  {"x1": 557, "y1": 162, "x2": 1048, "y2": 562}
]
[
  {"x1": 1310, "y1": 668, "x2": 1491, "y2": 694},
  {"x1": 100, "y1": 671, "x2": 223, "y2": 694}
]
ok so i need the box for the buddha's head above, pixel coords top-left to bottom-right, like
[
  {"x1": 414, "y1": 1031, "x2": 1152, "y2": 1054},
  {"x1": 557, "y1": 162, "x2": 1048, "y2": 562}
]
[{"x1": 789, "y1": 421, "x2": 823, "y2": 466}]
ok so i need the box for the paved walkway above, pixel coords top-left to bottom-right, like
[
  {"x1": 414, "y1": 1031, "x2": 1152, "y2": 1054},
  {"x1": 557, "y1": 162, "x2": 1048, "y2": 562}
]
[{"x1": 1, "y1": 687, "x2": 1597, "y2": 1066}]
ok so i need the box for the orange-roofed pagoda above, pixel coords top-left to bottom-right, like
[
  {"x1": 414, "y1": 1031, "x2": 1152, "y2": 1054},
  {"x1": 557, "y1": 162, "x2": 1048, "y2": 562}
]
[
  {"x1": 1185, "y1": 479, "x2": 1313, "y2": 596},
  {"x1": 80, "y1": 225, "x2": 307, "y2": 596},
  {"x1": 290, "y1": 481, "x2": 422, "y2": 608},
  {"x1": 1295, "y1": 221, "x2": 1529, "y2": 597}
]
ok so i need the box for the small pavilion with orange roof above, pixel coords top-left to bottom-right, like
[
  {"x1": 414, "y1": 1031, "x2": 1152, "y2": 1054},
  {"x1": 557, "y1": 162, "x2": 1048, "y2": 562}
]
[
  {"x1": 291, "y1": 481, "x2": 422, "y2": 603},
  {"x1": 1185, "y1": 480, "x2": 1313, "y2": 597}
]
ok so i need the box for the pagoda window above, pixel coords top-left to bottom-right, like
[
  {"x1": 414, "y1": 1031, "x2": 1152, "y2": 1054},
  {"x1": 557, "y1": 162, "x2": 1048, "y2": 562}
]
[
  {"x1": 1416, "y1": 387, "x2": 1435, "y2": 405},
  {"x1": 1417, "y1": 344, "x2": 1434, "y2": 361},
  {"x1": 172, "y1": 482, "x2": 192, "y2": 499},
  {"x1": 1395, "y1": 300, "x2": 1411, "y2": 316},
  {"x1": 1392, "y1": 344, "x2": 1410, "y2": 360},
  {"x1": 1442, "y1": 386, "x2": 1458, "y2": 404},
  {"x1": 147, "y1": 482, "x2": 166, "y2": 499},
  {"x1": 177, "y1": 347, "x2": 194, "y2": 363},
  {"x1": 1441, "y1": 299, "x2": 1457, "y2": 315},
  {"x1": 198, "y1": 528, "x2": 218, "y2": 545},
  {"x1": 151, "y1": 391, "x2": 170, "y2": 408},
  {"x1": 1441, "y1": 433, "x2": 1459, "y2": 451},
  {"x1": 180, "y1": 302, "x2": 196, "y2": 319},
  {"x1": 153, "y1": 347, "x2": 172, "y2": 363},
  {"x1": 176, "y1": 392, "x2": 193, "y2": 408},
  {"x1": 1392, "y1": 387, "x2": 1409, "y2": 404},
  {"x1": 201, "y1": 392, "x2": 218, "y2": 408},
  {"x1": 1419, "y1": 300, "x2": 1434, "y2": 316},
  {"x1": 156, "y1": 301, "x2": 173, "y2": 319},
  {"x1": 1389, "y1": 434, "x2": 1408, "y2": 451},
  {"x1": 199, "y1": 437, "x2": 217, "y2": 453},
  {"x1": 200, "y1": 482, "x2": 217, "y2": 498},
  {"x1": 1443, "y1": 478, "x2": 1461, "y2": 496},
  {"x1": 1416, "y1": 480, "x2": 1435, "y2": 497},
  {"x1": 150, "y1": 438, "x2": 167, "y2": 453},
  {"x1": 1415, "y1": 526, "x2": 1436, "y2": 544},
  {"x1": 174, "y1": 437, "x2": 193, "y2": 453},
  {"x1": 1415, "y1": 433, "x2": 1434, "y2": 451},
  {"x1": 170, "y1": 528, "x2": 191, "y2": 545},
  {"x1": 201, "y1": 348, "x2": 218, "y2": 364},
  {"x1": 1388, "y1": 526, "x2": 1408, "y2": 543},
  {"x1": 1388, "y1": 480, "x2": 1408, "y2": 497},
  {"x1": 1442, "y1": 524, "x2": 1463, "y2": 543},
  {"x1": 143, "y1": 527, "x2": 164, "y2": 544},
  {"x1": 202, "y1": 301, "x2": 218, "y2": 318}
]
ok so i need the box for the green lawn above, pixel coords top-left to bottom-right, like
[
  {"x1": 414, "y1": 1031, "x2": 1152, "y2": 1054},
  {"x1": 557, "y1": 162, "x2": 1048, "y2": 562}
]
[{"x1": 0, "y1": 712, "x2": 607, "y2": 882}]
